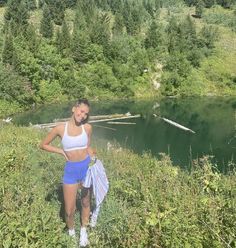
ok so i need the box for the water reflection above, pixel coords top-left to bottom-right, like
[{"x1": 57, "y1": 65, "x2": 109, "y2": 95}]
[{"x1": 13, "y1": 97, "x2": 236, "y2": 170}]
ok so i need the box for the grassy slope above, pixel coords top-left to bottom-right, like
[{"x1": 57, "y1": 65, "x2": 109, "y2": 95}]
[
  {"x1": 191, "y1": 7, "x2": 236, "y2": 95},
  {"x1": 1, "y1": 123, "x2": 235, "y2": 247},
  {"x1": 159, "y1": 6, "x2": 236, "y2": 96}
]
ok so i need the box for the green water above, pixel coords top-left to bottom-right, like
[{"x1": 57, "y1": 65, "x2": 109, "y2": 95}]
[{"x1": 13, "y1": 97, "x2": 236, "y2": 171}]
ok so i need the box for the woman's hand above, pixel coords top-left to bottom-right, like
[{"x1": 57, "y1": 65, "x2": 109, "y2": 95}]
[
  {"x1": 61, "y1": 150, "x2": 69, "y2": 161},
  {"x1": 88, "y1": 147, "x2": 96, "y2": 157}
]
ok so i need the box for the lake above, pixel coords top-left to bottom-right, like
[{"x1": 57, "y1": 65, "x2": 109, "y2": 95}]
[{"x1": 13, "y1": 97, "x2": 236, "y2": 171}]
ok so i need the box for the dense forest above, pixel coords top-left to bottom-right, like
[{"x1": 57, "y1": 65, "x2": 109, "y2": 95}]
[{"x1": 0, "y1": 0, "x2": 236, "y2": 117}]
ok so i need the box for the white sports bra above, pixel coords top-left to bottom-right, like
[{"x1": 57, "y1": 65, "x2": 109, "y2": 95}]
[{"x1": 61, "y1": 122, "x2": 88, "y2": 151}]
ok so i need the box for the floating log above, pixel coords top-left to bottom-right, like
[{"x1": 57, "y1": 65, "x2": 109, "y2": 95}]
[
  {"x1": 107, "y1": 121, "x2": 136, "y2": 125},
  {"x1": 89, "y1": 114, "x2": 141, "y2": 123},
  {"x1": 162, "y1": 117, "x2": 196, "y2": 134},
  {"x1": 33, "y1": 114, "x2": 140, "y2": 129},
  {"x1": 54, "y1": 113, "x2": 130, "y2": 122}
]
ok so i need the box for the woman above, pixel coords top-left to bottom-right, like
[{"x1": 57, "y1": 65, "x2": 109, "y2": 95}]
[{"x1": 40, "y1": 99, "x2": 94, "y2": 247}]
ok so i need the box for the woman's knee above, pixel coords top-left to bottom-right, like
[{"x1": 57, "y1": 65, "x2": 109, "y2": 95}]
[
  {"x1": 81, "y1": 189, "x2": 90, "y2": 208},
  {"x1": 65, "y1": 208, "x2": 76, "y2": 219}
]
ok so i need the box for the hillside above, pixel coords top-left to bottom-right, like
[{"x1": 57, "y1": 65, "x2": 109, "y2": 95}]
[
  {"x1": 0, "y1": 123, "x2": 235, "y2": 247},
  {"x1": 0, "y1": 1, "x2": 236, "y2": 118}
]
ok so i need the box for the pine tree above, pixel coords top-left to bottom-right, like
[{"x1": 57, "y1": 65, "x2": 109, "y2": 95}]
[
  {"x1": 71, "y1": 31, "x2": 92, "y2": 63},
  {"x1": 25, "y1": 0, "x2": 37, "y2": 10},
  {"x1": 25, "y1": 24, "x2": 39, "y2": 52},
  {"x1": 113, "y1": 12, "x2": 124, "y2": 35},
  {"x1": 180, "y1": 15, "x2": 197, "y2": 50},
  {"x1": 73, "y1": 6, "x2": 87, "y2": 32},
  {"x1": 203, "y1": 0, "x2": 215, "y2": 8},
  {"x1": 45, "y1": 0, "x2": 65, "y2": 25},
  {"x1": 64, "y1": 0, "x2": 77, "y2": 8},
  {"x1": 56, "y1": 20, "x2": 71, "y2": 55},
  {"x1": 145, "y1": 20, "x2": 163, "y2": 49},
  {"x1": 53, "y1": 0, "x2": 65, "y2": 25},
  {"x1": 38, "y1": 0, "x2": 44, "y2": 8},
  {"x1": 154, "y1": 0, "x2": 161, "y2": 10},
  {"x1": 4, "y1": 0, "x2": 29, "y2": 36},
  {"x1": 40, "y1": 4, "x2": 53, "y2": 38},
  {"x1": 195, "y1": 0, "x2": 204, "y2": 18},
  {"x1": 166, "y1": 16, "x2": 180, "y2": 53},
  {"x1": 90, "y1": 13, "x2": 110, "y2": 48},
  {"x1": 0, "y1": 0, "x2": 7, "y2": 6},
  {"x1": 2, "y1": 32, "x2": 15, "y2": 65}
]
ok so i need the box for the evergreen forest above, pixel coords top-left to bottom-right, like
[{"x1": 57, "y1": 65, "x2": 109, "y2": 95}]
[{"x1": 0, "y1": 0, "x2": 236, "y2": 117}]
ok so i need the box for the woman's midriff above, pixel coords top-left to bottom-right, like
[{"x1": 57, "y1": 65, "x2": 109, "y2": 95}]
[{"x1": 65, "y1": 148, "x2": 88, "y2": 162}]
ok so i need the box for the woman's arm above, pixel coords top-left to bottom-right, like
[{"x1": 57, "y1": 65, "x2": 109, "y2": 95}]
[
  {"x1": 85, "y1": 124, "x2": 96, "y2": 158},
  {"x1": 40, "y1": 125, "x2": 68, "y2": 160}
]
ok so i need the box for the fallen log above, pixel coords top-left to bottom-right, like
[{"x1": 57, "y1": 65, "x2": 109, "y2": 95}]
[
  {"x1": 33, "y1": 114, "x2": 140, "y2": 129},
  {"x1": 107, "y1": 121, "x2": 136, "y2": 125},
  {"x1": 54, "y1": 113, "x2": 131, "y2": 122},
  {"x1": 162, "y1": 117, "x2": 196, "y2": 134},
  {"x1": 89, "y1": 114, "x2": 140, "y2": 123}
]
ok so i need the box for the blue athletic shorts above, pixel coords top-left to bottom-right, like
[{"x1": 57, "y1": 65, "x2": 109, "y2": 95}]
[{"x1": 63, "y1": 156, "x2": 90, "y2": 184}]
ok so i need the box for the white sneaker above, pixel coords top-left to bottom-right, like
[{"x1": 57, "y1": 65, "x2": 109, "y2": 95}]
[
  {"x1": 79, "y1": 227, "x2": 89, "y2": 247},
  {"x1": 90, "y1": 206, "x2": 100, "y2": 228},
  {"x1": 68, "y1": 229, "x2": 76, "y2": 238},
  {"x1": 90, "y1": 212, "x2": 98, "y2": 228}
]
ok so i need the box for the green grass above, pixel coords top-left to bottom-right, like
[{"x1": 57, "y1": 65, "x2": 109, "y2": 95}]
[{"x1": 0, "y1": 124, "x2": 235, "y2": 247}]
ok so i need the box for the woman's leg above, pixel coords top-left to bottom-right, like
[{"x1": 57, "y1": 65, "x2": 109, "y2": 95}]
[
  {"x1": 63, "y1": 183, "x2": 79, "y2": 230},
  {"x1": 81, "y1": 187, "x2": 91, "y2": 227}
]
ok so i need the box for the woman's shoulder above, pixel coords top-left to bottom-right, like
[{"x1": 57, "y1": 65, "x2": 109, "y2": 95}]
[
  {"x1": 53, "y1": 123, "x2": 66, "y2": 135},
  {"x1": 84, "y1": 123, "x2": 92, "y2": 132}
]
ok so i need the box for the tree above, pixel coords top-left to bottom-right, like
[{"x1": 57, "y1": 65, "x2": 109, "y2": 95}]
[
  {"x1": 53, "y1": 0, "x2": 65, "y2": 25},
  {"x1": 203, "y1": 0, "x2": 215, "y2": 8},
  {"x1": 195, "y1": 0, "x2": 204, "y2": 18},
  {"x1": 199, "y1": 25, "x2": 219, "y2": 49},
  {"x1": 179, "y1": 15, "x2": 197, "y2": 51},
  {"x1": 71, "y1": 31, "x2": 92, "y2": 64},
  {"x1": 89, "y1": 13, "x2": 110, "y2": 49},
  {"x1": 112, "y1": 12, "x2": 125, "y2": 35},
  {"x1": 45, "y1": 0, "x2": 65, "y2": 25},
  {"x1": 64, "y1": 0, "x2": 77, "y2": 8},
  {"x1": 166, "y1": 16, "x2": 180, "y2": 53},
  {"x1": 25, "y1": 24, "x2": 40, "y2": 53},
  {"x1": 4, "y1": 0, "x2": 29, "y2": 36},
  {"x1": 2, "y1": 32, "x2": 15, "y2": 65},
  {"x1": 25, "y1": 0, "x2": 37, "y2": 10},
  {"x1": 73, "y1": 6, "x2": 87, "y2": 32},
  {"x1": 145, "y1": 20, "x2": 163, "y2": 49},
  {"x1": 0, "y1": 65, "x2": 34, "y2": 105},
  {"x1": 40, "y1": 4, "x2": 53, "y2": 38},
  {"x1": 0, "y1": 0, "x2": 7, "y2": 6},
  {"x1": 56, "y1": 20, "x2": 71, "y2": 55}
]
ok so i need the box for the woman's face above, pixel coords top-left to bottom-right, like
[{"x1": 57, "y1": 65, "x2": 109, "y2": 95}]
[{"x1": 72, "y1": 103, "x2": 90, "y2": 123}]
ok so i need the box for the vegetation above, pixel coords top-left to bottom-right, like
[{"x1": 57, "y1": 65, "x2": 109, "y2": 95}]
[
  {"x1": 0, "y1": 123, "x2": 235, "y2": 247},
  {"x1": 0, "y1": 0, "x2": 236, "y2": 117}
]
